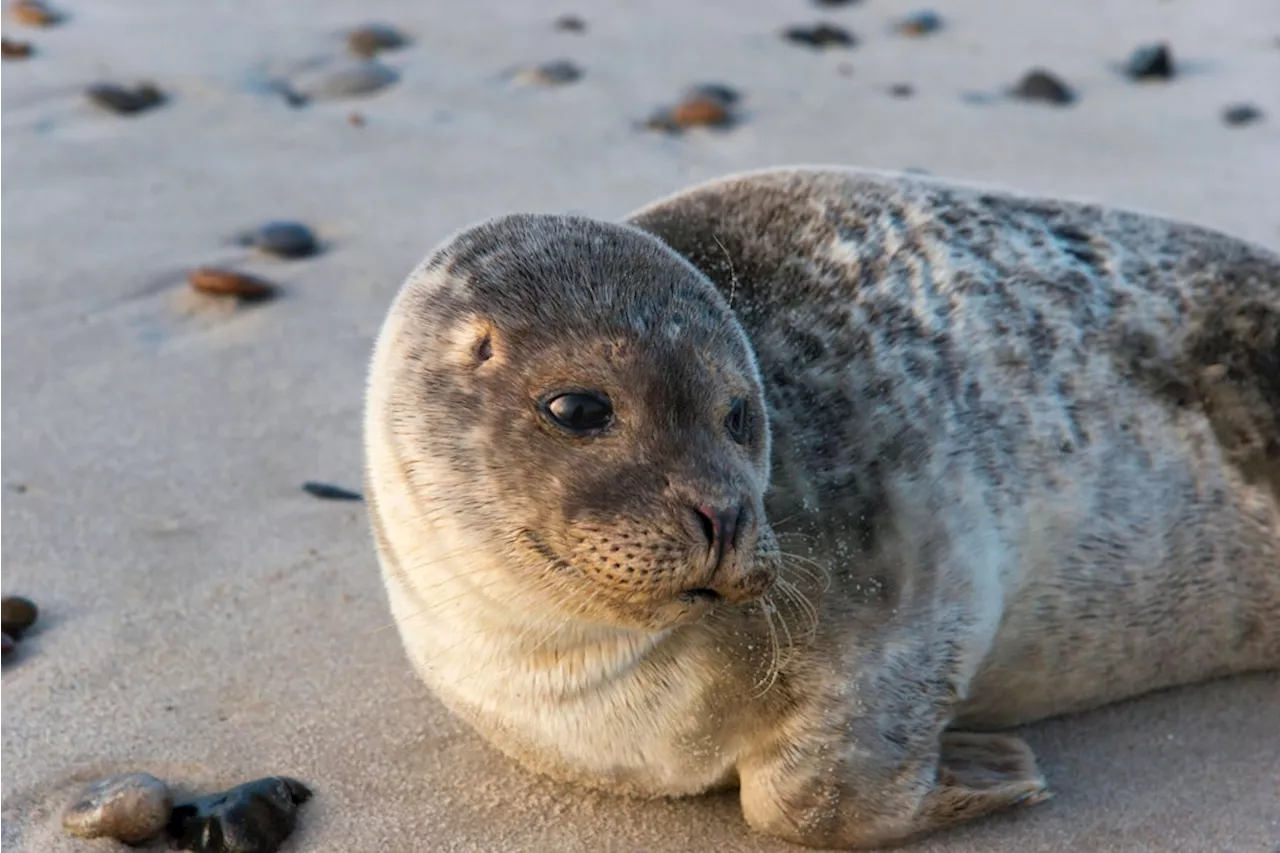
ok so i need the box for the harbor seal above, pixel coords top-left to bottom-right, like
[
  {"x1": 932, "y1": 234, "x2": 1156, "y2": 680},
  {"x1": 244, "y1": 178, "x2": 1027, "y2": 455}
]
[{"x1": 363, "y1": 167, "x2": 1279, "y2": 849}]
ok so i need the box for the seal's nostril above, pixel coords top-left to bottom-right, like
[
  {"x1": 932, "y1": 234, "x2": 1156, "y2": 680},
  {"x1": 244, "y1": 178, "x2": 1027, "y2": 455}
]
[
  {"x1": 693, "y1": 503, "x2": 745, "y2": 560},
  {"x1": 693, "y1": 505, "x2": 717, "y2": 549}
]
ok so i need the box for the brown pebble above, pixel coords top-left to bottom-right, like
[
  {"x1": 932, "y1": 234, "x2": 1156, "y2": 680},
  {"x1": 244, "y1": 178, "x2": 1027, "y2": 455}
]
[
  {"x1": 63, "y1": 773, "x2": 174, "y2": 844},
  {"x1": 346, "y1": 23, "x2": 409, "y2": 58},
  {"x1": 1, "y1": 596, "x2": 38, "y2": 638},
  {"x1": 2, "y1": 36, "x2": 32, "y2": 58},
  {"x1": 188, "y1": 268, "x2": 277, "y2": 302},
  {"x1": 10, "y1": 0, "x2": 60, "y2": 27},
  {"x1": 553, "y1": 14, "x2": 585, "y2": 32},
  {"x1": 670, "y1": 96, "x2": 731, "y2": 128},
  {"x1": 86, "y1": 82, "x2": 165, "y2": 115},
  {"x1": 348, "y1": 111, "x2": 365, "y2": 126}
]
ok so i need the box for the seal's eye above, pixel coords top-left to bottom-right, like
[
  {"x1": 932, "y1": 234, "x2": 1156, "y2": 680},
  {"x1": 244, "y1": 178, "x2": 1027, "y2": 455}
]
[
  {"x1": 725, "y1": 398, "x2": 749, "y2": 444},
  {"x1": 544, "y1": 392, "x2": 613, "y2": 433}
]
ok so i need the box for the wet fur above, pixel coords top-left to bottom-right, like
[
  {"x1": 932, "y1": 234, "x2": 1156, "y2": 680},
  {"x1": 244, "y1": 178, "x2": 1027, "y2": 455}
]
[{"x1": 365, "y1": 167, "x2": 1279, "y2": 848}]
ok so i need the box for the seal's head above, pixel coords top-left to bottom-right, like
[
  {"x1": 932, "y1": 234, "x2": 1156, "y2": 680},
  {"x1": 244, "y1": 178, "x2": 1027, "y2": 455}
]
[{"x1": 369, "y1": 214, "x2": 778, "y2": 632}]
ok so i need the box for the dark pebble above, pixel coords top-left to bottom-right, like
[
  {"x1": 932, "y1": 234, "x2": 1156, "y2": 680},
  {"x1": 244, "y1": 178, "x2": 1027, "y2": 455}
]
[
  {"x1": 248, "y1": 221, "x2": 318, "y2": 259},
  {"x1": 188, "y1": 268, "x2": 277, "y2": 302},
  {"x1": 512, "y1": 59, "x2": 582, "y2": 86},
  {"x1": 812, "y1": 0, "x2": 861, "y2": 6},
  {"x1": 86, "y1": 82, "x2": 165, "y2": 115},
  {"x1": 1, "y1": 596, "x2": 38, "y2": 639},
  {"x1": 897, "y1": 10, "x2": 942, "y2": 37},
  {"x1": 1222, "y1": 103, "x2": 1263, "y2": 126},
  {"x1": 888, "y1": 83, "x2": 914, "y2": 98},
  {"x1": 168, "y1": 777, "x2": 311, "y2": 853},
  {"x1": 553, "y1": 14, "x2": 585, "y2": 32},
  {"x1": 1126, "y1": 43, "x2": 1174, "y2": 80},
  {"x1": 2, "y1": 37, "x2": 33, "y2": 58},
  {"x1": 302, "y1": 482, "x2": 363, "y2": 501},
  {"x1": 782, "y1": 23, "x2": 855, "y2": 49},
  {"x1": 1010, "y1": 69, "x2": 1074, "y2": 105},
  {"x1": 2, "y1": 633, "x2": 13, "y2": 658},
  {"x1": 63, "y1": 773, "x2": 174, "y2": 844},
  {"x1": 683, "y1": 83, "x2": 739, "y2": 106},
  {"x1": 347, "y1": 23, "x2": 409, "y2": 57}
]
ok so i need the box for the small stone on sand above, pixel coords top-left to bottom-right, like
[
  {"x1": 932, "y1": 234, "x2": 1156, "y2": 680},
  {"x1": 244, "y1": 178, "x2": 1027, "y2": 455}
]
[
  {"x1": 347, "y1": 23, "x2": 409, "y2": 58},
  {"x1": 63, "y1": 773, "x2": 174, "y2": 844},
  {"x1": 303, "y1": 481, "x2": 363, "y2": 501},
  {"x1": 167, "y1": 777, "x2": 312, "y2": 853},
  {"x1": 188, "y1": 268, "x2": 278, "y2": 302},
  {"x1": 512, "y1": 59, "x2": 582, "y2": 86},
  {"x1": 1010, "y1": 69, "x2": 1074, "y2": 105},
  {"x1": 1222, "y1": 103, "x2": 1262, "y2": 126},
  {"x1": 10, "y1": 0, "x2": 60, "y2": 27},
  {"x1": 782, "y1": 23, "x2": 855, "y2": 49},
  {"x1": 897, "y1": 10, "x2": 942, "y2": 37},
  {"x1": 1126, "y1": 43, "x2": 1174, "y2": 80},
  {"x1": 553, "y1": 14, "x2": 585, "y2": 32},
  {"x1": 292, "y1": 58, "x2": 398, "y2": 100},
  {"x1": 86, "y1": 82, "x2": 165, "y2": 115},
  {"x1": 1, "y1": 596, "x2": 38, "y2": 638},
  {"x1": 247, "y1": 221, "x2": 319, "y2": 259},
  {"x1": 2, "y1": 36, "x2": 33, "y2": 58},
  {"x1": 888, "y1": 83, "x2": 914, "y2": 98},
  {"x1": 812, "y1": 0, "x2": 860, "y2": 6}
]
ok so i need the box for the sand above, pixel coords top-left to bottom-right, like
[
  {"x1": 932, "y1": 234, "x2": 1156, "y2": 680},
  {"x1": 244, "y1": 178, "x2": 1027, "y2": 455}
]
[{"x1": 3, "y1": 0, "x2": 1278, "y2": 851}]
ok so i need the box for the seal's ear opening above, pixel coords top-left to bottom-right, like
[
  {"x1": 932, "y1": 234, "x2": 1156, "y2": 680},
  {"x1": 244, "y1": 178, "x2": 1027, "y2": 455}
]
[{"x1": 443, "y1": 316, "x2": 502, "y2": 370}]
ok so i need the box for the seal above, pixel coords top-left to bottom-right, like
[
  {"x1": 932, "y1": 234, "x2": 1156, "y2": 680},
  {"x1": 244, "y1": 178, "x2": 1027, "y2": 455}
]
[{"x1": 363, "y1": 167, "x2": 1279, "y2": 849}]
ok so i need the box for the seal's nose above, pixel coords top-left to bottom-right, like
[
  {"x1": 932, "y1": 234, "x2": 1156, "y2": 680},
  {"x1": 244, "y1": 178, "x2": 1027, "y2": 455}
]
[{"x1": 693, "y1": 503, "x2": 743, "y2": 567}]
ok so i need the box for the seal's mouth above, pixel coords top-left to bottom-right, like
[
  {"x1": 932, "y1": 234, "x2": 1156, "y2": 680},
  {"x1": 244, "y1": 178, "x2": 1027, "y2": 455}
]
[{"x1": 677, "y1": 587, "x2": 723, "y2": 605}]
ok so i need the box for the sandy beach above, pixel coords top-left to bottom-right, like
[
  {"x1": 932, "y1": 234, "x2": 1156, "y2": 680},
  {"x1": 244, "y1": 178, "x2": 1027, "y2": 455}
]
[{"x1": 3, "y1": 0, "x2": 1278, "y2": 851}]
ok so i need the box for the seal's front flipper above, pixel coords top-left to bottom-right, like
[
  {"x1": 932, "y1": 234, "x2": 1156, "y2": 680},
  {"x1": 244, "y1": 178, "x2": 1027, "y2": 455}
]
[{"x1": 924, "y1": 732, "x2": 1052, "y2": 824}]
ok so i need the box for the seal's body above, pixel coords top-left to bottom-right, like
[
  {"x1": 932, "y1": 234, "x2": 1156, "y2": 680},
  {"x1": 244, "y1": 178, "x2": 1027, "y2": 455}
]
[{"x1": 365, "y1": 168, "x2": 1279, "y2": 848}]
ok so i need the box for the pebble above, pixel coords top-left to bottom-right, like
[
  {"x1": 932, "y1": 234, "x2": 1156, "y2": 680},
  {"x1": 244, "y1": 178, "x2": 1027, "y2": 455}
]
[
  {"x1": 63, "y1": 773, "x2": 174, "y2": 844},
  {"x1": 346, "y1": 23, "x2": 409, "y2": 57},
  {"x1": 291, "y1": 58, "x2": 398, "y2": 101},
  {"x1": 86, "y1": 82, "x2": 165, "y2": 115},
  {"x1": 10, "y1": 0, "x2": 60, "y2": 26},
  {"x1": 168, "y1": 777, "x2": 312, "y2": 853},
  {"x1": 1222, "y1": 103, "x2": 1262, "y2": 126},
  {"x1": 812, "y1": 0, "x2": 861, "y2": 6},
  {"x1": 1010, "y1": 69, "x2": 1074, "y2": 105},
  {"x1": 644, "y1": 84, "x2": 741, "y2": 132},
  {"x1": 1126, "y1": 43, "x2": 1173, "y2": 80},
  {"x1": 782, "y1": 23, "x2": 855, "y2": 49},
  {"x1": 302, "y1": 481, "x2": 363, "y2": 501},
  {"x1": 347, "y1": 111, "x2": 365, "y2": 127},
  {"x1": 1, "y1": 596, "x2": 38, "y2": 638},
  {"x1": 246, "y1": 221, "x2": 319, "y2": 259},
  {"x1": 512, "y1": 59, "x2": 582, "y2": 86},
  {"x1": 553, "y1": 14, "x2": 585, "y2": 32},
  {"x1": 1, "y1": 632, "x2": 12, "y2": 658},
  {"x1": 888, "y1": 83, "x2": 914, "y2": 98},
  {"x1": 2, "y1": 36, "x2": 32, "y2": 58},
  {"x1": 188, "y1": 268, "x2": 277, "y2": 302},
  {"x1": 897, "y1": 10, "x2": 942, "y2": 37}
]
